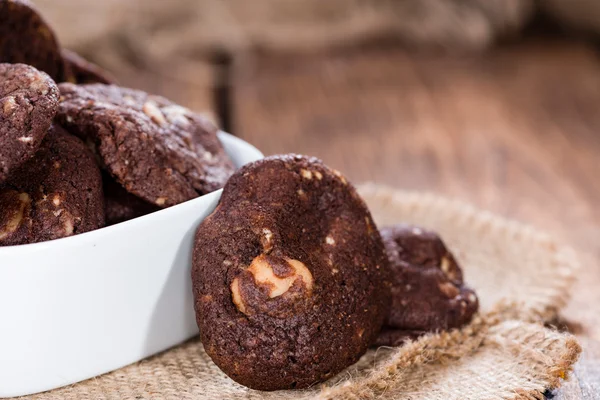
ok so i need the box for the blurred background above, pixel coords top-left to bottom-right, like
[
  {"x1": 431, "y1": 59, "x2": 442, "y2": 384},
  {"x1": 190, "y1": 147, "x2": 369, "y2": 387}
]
[{"x1": 35, "y1": 1, "x2": 600, "y2": 396}]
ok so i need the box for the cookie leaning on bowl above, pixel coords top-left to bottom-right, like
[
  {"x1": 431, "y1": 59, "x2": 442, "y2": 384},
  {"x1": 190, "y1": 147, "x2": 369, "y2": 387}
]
[{"x1": 192, "y1": 154, "x2": 391, "y2": 391}]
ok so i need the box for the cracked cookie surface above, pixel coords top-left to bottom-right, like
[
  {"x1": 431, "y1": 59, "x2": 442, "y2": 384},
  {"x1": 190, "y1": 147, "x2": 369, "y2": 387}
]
[
  {"x1": 192, "y1": 154, "x2": 391, "y2": 391},
  {"x1": 0, "y1": 63, "x2": 59, "y2": 183},
  {"x1": 56, "y1": 83, "x2": 235, "y2": 207},
  {"x1": 0, "y1": 125, "x2": 104, "y2": 245}
]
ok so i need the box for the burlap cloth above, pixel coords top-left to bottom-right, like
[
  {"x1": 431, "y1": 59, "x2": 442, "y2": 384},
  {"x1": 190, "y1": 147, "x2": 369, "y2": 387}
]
[{"x1": 24, "y1": 184, "x2": 581, "y2": 400}]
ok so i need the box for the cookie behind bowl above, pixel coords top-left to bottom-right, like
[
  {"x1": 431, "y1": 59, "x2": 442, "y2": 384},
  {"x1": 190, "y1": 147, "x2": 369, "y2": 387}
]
[{"x1": 375, "y1": 224, "x2": 479, "y2": 346}]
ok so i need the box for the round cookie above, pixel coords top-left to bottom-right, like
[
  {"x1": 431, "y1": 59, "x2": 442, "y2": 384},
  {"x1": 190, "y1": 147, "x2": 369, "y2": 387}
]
[
  {"x1": 374, "y1": 224, "x2": 479, "y2": 347},
  {"x1": 103, "y1": 173, "x2": 159, "y2": 225},
  {"x1": 62, "y1": 49, "x2": 117, "y2": 85},
  {"x1": 0, "y1": 63, "x2": 59, "y2": 183},
  {"x1": 56, "y1": 83, "x2": 235, "y2": 207},
  {"x1": 192, "y1": 154, "x2": 391, "y2": 391},
  {"x1": 0, "y1": 125, "x2": 104, "y2": 246},
  {"x1": 0, "y1": 0, "x2": 66, "y2": 82}
]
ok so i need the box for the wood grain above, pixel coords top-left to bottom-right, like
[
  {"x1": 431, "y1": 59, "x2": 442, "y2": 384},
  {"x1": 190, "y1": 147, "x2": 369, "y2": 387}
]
[{"x1": 231, "y1": 40, "x2": 600, "y2": 398}]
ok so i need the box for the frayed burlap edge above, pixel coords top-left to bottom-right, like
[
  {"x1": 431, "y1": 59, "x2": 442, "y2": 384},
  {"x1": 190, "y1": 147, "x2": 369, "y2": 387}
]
[
  {"x1": 315, "y1": 303, "x2": 581, "y2": 400},
  {"x1": 23, "y1": 185, "x2": 581, "y2": 400}
]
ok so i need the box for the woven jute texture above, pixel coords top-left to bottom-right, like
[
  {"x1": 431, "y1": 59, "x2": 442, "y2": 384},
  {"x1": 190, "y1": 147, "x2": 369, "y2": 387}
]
[{"x1": 24, "y1": 184, "x2": 581, "y2": 400}]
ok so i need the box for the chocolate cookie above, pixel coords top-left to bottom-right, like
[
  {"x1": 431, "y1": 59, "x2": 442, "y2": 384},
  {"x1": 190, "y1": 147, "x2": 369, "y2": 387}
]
[
  {"x1": 192, "y1": 154, "x2": 391, "y2": 391},
  {"x1": 0, "y1": 125, "x2": 104, "y2": 245},
  {"x1": 0, "y1": 63, "x2": 59, "y2": 183},
  {"x1": 374, "y1": 224, "x2": 478, "y2": 347},
  {"x1": 103, "y1": 173, "x2": 159, "y2": 225},
  {"x1": 62, "y1": 49, "x2": 117, "y2": 85},
  {"x1": 56, "y1": 83, "x2": 235, "y2": 207},
  {"x1": 0, "y1": 0, "x2": 66, "y2": 82}
]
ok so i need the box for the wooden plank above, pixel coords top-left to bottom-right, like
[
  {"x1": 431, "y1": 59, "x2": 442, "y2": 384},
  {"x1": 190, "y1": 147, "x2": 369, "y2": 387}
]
[{"x1": 232, "y1": 40, "x2": 600, "y2": 398}]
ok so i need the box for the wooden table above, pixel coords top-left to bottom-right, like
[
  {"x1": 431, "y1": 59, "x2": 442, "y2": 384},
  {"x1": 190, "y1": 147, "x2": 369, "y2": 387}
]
[{"x1": 110, "y1": 38, "x2": 600, "y2": 399}]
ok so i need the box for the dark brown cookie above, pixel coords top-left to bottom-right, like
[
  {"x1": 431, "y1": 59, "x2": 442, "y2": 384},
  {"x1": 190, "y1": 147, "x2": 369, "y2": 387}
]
[
  {"x1": 103, "y1": 173, "x2": 159, "y2": 225},
  {"x1": 0, "y1": 189, "x2": 31, "y2": 245},
  {"x1": 56, "y1": 83, "x2": 235, "y2": 207},
  {"x1": 374, "y1": 224, "x2": 478, "y2": 347},
  {"x1": 62, "y1": 49, "x2": 117, "y2": 85},
  {"x1": 0, "y1": 63, "x2": 59, "y2": 183},
  {"x1": 0, "y1": 125, "x2": 104, "y2": 245},
  {"x1": 192, "y1": 154, "x2": 391, "y2": 391},
  {"x1": 0, "y1": 0, "x2": 67, "y2": 82}
]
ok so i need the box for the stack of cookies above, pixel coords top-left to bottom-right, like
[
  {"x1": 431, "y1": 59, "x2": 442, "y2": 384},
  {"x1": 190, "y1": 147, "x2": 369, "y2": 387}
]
[
  {"x1": 0, "y1": 0, "x2": 234, "y2": 245},
  {"x1": 1, "y1": 0, "x2": 480, "y2": 393}
]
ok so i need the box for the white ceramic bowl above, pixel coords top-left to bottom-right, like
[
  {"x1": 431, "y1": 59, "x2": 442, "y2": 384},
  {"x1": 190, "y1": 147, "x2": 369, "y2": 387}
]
[{"x1": 0, "y1": 132, "x2": 263, "y2": 398}]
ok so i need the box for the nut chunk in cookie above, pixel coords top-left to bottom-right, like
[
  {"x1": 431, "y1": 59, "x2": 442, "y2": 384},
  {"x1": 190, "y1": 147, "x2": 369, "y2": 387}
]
[
  {"x1": 0, "y1": 63, "x2": 59, "y2": 183},
  {"x1": 375, "y1": 224, "x2": 479, "y2": 347},
  {"x1": 192, "y1": 154, "x2": 391, "y2": 391},
  {"x1": 56, "y1": 83, "x2": 235, "y2": 207},
  {"x1": 0, "y1": 125, "x2": 104, "y2": 246}
]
